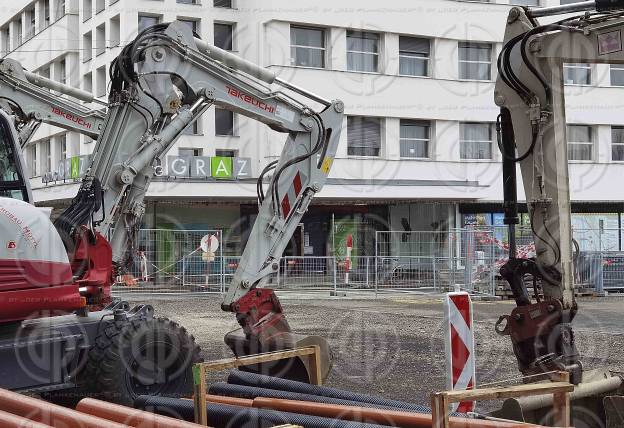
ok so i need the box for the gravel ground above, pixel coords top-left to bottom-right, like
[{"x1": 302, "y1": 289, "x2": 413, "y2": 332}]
[{"x1": 126, "y1": 293, "x2": 624, "y2": 413}]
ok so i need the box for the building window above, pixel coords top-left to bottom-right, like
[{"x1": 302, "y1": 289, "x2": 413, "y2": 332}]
[
  {"x1": 347, "y1": 116, "x2": 381, "y2": 157},
  {"x1": 177, "y1": 0, "x2": 199, "y2": 4},
  {"x1": 110, "y1": 15, "x2": 120, "y2": 47},
  {"x1": 214, "y1": 23, "x2": 233, "y2": 50},
  {"x1": 43, "y1": 0, "x2": 51, "y2": 28},
  {"x1": 400, "y1": 120, "x2": 430, "y2": 158},
  {"x1": 41, "y1": 140, "x2": 51, "y2": 174},
  {"x1": 1, "y1": 28, "x2": 10, "y2": 55},
  {"x1": 179, "y1": 148, "x2": 202, "y2": 157},
  {"x1": 399, "y1": 36, "x2": 430, "y2": 77},
  {"x1": 564, "y1": 63, "x2": 591, "y2": 85},
  {"x1": 215, "y1": 108, "x2": 234, "y2": 136},
  {"x1": 96, "y1": 65, "x2": 106, "y2": 97},
  {"x1": 347, "y1": 31, "x2": 379, "y2": 73},
  {"x1": 95, "y1": 24, "x2": 105, "y2": 56},
  {"x1": 40, "y1": 67, "x2": 50, "y2": 79},
  {"x1": 215, "y1": 149, "x2": 237, "y2": 157},
  {"x1": 290, "y1": 25, "x2": 325, "y2": 68},
  {"x1": 179, "y1": 18, "x2": 199, "y2": 35},
  {"x1": 83, "y1": 71, "x2": 92, "y2": 93},
  {"x1": 138, "y1": 15, "x2": 161, "y2": 32},
  {"x1": 214, "y1": 0, "x2": 232, "y2": 7},
  {"x1": 460, "y1": 123, "x2": 493, "y2": 160},
  {"x1": 57, "y1": 59, "x2": 66, "y2": 84},
  {"x1": 28, "y1": 145, "x2": 37, "y2": 177},
  {"x1": 611, "y1": 65, "x2": 624, "y2": 86},
  {"x1": 15, "y1": 19, "x2": 22, "y2": 47},
  {"x1": 55, "y1": 0, "x2": 66, "y2": 21},
  {"x1": 458, "y1": 42, "x2": 492, "y2": 81},
  {"x1": 83, "y1": 0, "x2": 92, "y2": 21},
  {"x1": 183, "y1": 121, "x2": 199, "y2": 135},
  {"x1": 567, "y1": 125, "x2": 593, "y2": 161},
  {"x1": 26, "y1": 7, "x2": 35, "y2": 41},
  {"x1": 96, "y1": 0, "x2": 105, "y2": 13},
  {"x1": 612, "y1": 126, "x2": 624, "y2": 161},
  {"x1": 83, "y1": 32, "x2": 92, "y2": 62},
  {"x1": 58, "y1": 135, "x2": 67, "y2": 162}
]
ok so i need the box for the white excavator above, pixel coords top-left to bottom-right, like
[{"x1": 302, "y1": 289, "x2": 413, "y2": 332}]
[
  {"x1": 0, "y1": 21, "x2": 341, "y2": 405},
  {"x1": 493, "y1": 1, "x2": 624, "y2": 426}
]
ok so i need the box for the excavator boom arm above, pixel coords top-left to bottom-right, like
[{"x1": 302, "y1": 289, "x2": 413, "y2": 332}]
[
  {"x1": 0, "y1": 59, "x2": 105, "y2": 145},
  {"x1": 495, "y1": 0, "x2": 624, "y2": 383}
]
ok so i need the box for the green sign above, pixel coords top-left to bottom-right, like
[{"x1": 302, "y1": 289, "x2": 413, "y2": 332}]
[
  {"x1": 211, "y1": 157, "x2": 233, "y2": 179},
  {"x1": 333, "y1": 219, "x2": 359, "y2": 268},
  {"x1": 70, "y1": 157, "x2": 81, "y2": 179}
]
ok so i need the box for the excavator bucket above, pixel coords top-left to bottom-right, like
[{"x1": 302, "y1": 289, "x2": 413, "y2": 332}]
[{"x1": 224, "y1": 327, "x2": 332, "y2": 384}]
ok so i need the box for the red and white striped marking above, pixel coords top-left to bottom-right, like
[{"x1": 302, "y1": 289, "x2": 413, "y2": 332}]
[
  {"x1": 345, "y1": 234, "x2": 353, "y2": 284},
  {"x1": 444, "y1": 292, "x2": 476, "y2": 413},
  {"x1": 280, "y1": 171, "x2": 305, "y2": 218}
]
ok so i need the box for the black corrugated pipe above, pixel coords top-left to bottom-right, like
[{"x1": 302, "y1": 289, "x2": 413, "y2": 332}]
[
  {"x1": 227, "y1": 371, "x2": 435, "y2": 414},
  {"x1": 210, "y1": 382, "x2": 428, "y2": 414},
  {"x1": 134, "y1": 395, "x2": 394, "y2": 428}
]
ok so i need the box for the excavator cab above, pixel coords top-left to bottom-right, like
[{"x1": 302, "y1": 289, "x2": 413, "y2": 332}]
[{"x1": 0, "y1": 111, "x2": 32, "y2": 203}]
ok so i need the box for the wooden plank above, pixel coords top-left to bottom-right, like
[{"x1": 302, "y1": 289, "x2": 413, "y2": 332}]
[
  {"x1": 201, "y1": 347, "x2": 317, "y2": 372},
  {"x1": 307, "y1": 345, "x2": 322, "y2": 386},
  {"x1": 443, "y1": 382, "x2": 573, "y2": 403},
  {"x1": 192, "y1": 364, "x2": 208, "y2": 426},
  {"x1": 553, "y1": 391, "x2": 571, "y2": 427},
  {"x1": 431, "y1": 393, "x2": 443, "y2": 428}
]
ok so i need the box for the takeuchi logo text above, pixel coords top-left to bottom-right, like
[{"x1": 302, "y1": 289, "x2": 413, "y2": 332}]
[
  {"x1": 226, "y1": 86, "x2": 275, "y2": 114},
  {"x1": 51, "y1": 107, "x2": 93, "y2": 129}
]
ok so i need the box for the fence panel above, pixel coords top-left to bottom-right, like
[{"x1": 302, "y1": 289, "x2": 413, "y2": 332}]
[
  {"x1": 276, "y1": 257, "x2": 335, "y2": 289},
  {"x1": 111, "y1": 226, "x2": 624, "y2": 297},
  {"x1": 114, "y1": 229, "x2": 224, "y2": 294}
]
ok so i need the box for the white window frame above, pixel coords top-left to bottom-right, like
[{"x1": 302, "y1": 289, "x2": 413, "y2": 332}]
[
  {"x1": 346, "y1": 31, "x2": 380, "y2": 73},
  {"x1": 459, "y1": 122, "x2": 494, "y2": 160},
  {"x1": 567, "y1": 124, "x2": 594, "y2": 161},
  {"x1": 398, "y1": 36, "x2": 430, "y2": 78},
  {"x1": 612, "y1": 126, "x2": 624, "y2": 162},
  {"x1": 563, "y1": 63, "x2": 592, "y2": 86},
  {"x1": 290, "y1": 25, "x2": 326, "y2": 69},
  {"x1": 458, "y1": 42, "x2": 492, "y2": 81},
  {"x1": 399, "y1": 120, "x2": 431, "y2": 159}
]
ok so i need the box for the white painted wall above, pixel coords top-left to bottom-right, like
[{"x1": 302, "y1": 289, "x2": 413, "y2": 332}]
[{"x1": 1, "y1": 0, "x2": 624, "y2": 205}]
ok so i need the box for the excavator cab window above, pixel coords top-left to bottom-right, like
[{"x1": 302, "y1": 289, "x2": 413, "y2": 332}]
[{"x1": 0, "y1": 115, "x2": 30, "y2": 203}]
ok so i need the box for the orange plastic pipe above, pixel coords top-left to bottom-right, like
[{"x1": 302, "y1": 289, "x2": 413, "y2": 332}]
[
  {"x1": 0, "y1": 409, "x2": 53, "y2": 428},
  {"x1": 76, "y1": 398, "x2": 205, "y2": 428},
  {"x1": 252, "y1": 397, "x2": 539, "y2": 428},
  {"x1": 0, "y1": 388, "x2": 130, "y2": 428},
  {"x1": 186, "y1": 394, "x2": 254, "y2": 407},
  {"x1": 206, "y1": 394, "x2": 254, "y2": 407}
]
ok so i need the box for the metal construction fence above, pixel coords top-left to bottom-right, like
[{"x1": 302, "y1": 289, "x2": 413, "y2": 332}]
[{"x1": 112, "y1": 227, "x2": 624, "y2": 295}]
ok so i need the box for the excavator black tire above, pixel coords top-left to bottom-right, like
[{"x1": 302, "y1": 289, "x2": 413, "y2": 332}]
[{"x1": 83, "y1": 316, "x2": 201, "y2": 406}]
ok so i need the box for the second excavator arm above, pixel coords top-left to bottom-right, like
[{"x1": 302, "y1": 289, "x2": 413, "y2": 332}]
[
  {"x1": 495, "y1": 0, "x2": 624, "y2": 384},
  {"x1": 0, "y1": 59, "x2": 105, "y2": 146}
]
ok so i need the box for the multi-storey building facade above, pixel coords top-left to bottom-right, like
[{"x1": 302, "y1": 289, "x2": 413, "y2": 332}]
[{"x1": 2, "y1": 0, "x2": 624, "y2": 256}]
